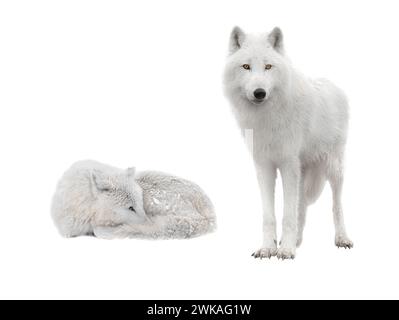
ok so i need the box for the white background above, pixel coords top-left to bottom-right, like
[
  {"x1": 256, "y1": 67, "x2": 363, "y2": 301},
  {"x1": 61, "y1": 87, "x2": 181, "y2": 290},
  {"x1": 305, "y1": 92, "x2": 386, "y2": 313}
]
[{"x1": 0, "y1": 0, "x2": 398, "y2": 300}]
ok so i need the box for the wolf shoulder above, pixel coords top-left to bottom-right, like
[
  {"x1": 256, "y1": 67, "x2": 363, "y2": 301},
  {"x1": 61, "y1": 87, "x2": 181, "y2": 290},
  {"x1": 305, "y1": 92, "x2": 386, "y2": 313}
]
[
  {"x1": 299, "y1": 77, "x2": 349, "y2": 151},
  {"x1": 308, "y1": 77, "x2": 349, "y2": 113}
]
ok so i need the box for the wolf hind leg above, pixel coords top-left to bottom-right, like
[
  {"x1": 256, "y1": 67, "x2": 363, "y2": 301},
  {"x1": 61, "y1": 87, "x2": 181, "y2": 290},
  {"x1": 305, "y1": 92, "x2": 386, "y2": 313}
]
[
  {"x1": 297, "y1": 162, "x2": 327, "y2": 247},
  {"x1": 327, "y1": 156, "x2": 353, "y2": 249},
  {"x1": 296, "y1": 187, "x2": 307, "y2": 247}
]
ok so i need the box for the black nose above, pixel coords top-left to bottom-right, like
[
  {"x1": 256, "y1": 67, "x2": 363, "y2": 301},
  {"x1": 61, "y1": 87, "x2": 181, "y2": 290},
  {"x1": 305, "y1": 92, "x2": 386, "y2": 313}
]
[{"x1": 253, "y1": 88, "x2": 266, "y2": 100}]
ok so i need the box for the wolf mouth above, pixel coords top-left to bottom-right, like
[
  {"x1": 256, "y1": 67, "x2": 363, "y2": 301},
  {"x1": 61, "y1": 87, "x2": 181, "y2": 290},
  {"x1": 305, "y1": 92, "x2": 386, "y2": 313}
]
[{"x1": 250, "y1": 99, "x2": 266, "y2": 105}]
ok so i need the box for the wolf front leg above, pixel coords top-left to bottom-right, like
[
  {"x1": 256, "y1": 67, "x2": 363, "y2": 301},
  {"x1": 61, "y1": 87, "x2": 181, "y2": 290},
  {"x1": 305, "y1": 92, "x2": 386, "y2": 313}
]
[
  {"x1": 278, "y1": 158, "x2": 300, "y2": 260},
  {"x1": 252, "y1": 161, "x2": 277, "y2": 259},
  {"x1": 93, "y1": 225, "x2": 125, "y2": 239},
  {"x1": 296, "y1": 173, "x2": 307, "y2": 248}
]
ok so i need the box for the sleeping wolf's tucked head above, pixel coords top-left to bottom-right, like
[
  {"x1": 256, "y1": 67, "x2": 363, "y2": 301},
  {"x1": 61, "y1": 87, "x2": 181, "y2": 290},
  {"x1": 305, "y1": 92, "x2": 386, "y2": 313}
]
[
  {"x1": 91, "y1": 167, "x2": 147, "y2": 226},
  {"x1": 223, "y1": 27, "x2": 292, "y2": 106}
]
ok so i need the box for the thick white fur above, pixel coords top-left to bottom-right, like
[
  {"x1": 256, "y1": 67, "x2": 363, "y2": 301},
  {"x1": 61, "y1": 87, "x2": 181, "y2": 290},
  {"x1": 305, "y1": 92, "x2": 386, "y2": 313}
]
[
  {"x1": 51, "y1": 160, "x2": 147, "y2": 238},
  {"x1": 101, "y1": 171, "x2": 216, "y2": 239},
  {"x1": 51, "y1": 160, "x2": 216, "y2": 239},
  {"x1": 223, "y1": 27, "x2": 353, "y2": 259}
]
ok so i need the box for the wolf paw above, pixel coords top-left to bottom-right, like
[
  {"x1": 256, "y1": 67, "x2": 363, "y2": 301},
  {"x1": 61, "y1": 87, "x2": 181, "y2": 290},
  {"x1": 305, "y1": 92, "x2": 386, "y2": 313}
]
[
  {"x1": 252, "y1": 248, "x2": 277, "y2": 259},
  {"x1": 335, "y1": 235, "x2": 353, "y2": 249},
  {"x1": 276, "y1": 247, "x2": 296, "y2": 260}
]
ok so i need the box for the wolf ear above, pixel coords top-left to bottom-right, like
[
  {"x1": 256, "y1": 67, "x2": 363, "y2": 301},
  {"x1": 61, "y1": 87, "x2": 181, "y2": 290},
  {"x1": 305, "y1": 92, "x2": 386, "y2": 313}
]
[
  {"x1": 268, "y1": 27, "x2": 284, "y2": 53},
  {"x1": 127, "y1": 167, "x2": 136, "y2": 178},
  {"x1": 92, "y1": 169, "x2": 113, "y2": 192},
  {"x1": 229, "y1": 26, "x2": 246, "y2": 54}
]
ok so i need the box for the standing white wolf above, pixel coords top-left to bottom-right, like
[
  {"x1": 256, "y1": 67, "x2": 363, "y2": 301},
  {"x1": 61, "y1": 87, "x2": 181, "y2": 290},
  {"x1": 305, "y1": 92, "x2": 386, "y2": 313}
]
[{"x1": 223, "y1": 27, "x2": 353, "y2": 259}]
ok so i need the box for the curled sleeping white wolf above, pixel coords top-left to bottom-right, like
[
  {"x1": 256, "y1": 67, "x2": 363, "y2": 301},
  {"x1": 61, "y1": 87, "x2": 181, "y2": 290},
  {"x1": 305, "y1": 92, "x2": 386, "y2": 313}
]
[
  {"x1": 51, "y1": 160, "x2": 216, "y2": 239},
  {"x1": 223, "y1": 27, "x2": 353, "y2": 259}
]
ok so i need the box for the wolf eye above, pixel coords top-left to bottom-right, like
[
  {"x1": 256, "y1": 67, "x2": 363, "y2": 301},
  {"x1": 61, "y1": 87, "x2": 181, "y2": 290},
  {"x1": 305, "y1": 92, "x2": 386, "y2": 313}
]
[
  {"x1": 265, "y1": 64, "x2": 273, "y2": 70},
  {"x1": 128, "y1": 206, "x2": 136, "y2": 213},
  {"x1": 242, "y1": 64, "x2": 251, "y2": 70}
]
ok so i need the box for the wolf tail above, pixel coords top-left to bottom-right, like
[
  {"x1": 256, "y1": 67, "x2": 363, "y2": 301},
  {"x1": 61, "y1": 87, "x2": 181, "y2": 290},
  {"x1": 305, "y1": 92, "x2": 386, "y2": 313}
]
[{"x1": 303, "y1": 164, "x2": 327, "y2": 205}]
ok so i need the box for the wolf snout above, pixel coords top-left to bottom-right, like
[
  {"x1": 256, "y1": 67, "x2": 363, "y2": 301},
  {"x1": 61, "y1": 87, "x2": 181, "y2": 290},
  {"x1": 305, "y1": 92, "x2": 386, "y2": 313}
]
[{"x1": 253, "y1": 88, "x2": 266, "y2": 101}]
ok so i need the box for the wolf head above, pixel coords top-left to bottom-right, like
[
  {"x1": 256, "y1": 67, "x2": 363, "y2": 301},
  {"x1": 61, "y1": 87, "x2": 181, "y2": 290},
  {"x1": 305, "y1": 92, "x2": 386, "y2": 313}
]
[
  {"x1": 91, "y1": 167, "x2": 148, "y2": 226},
  {"x1": 224, "y1": 27, "x2": 292, "y2": 106}
]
